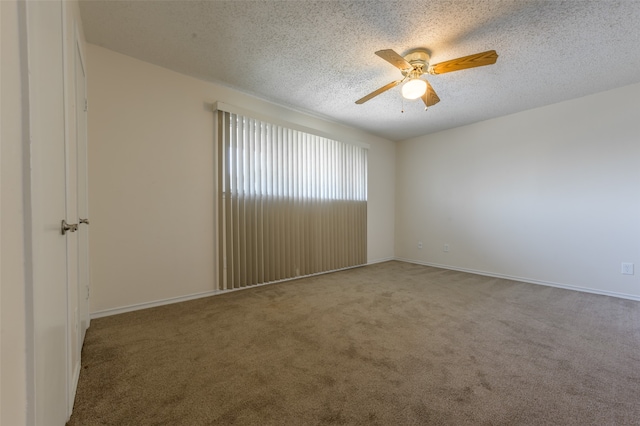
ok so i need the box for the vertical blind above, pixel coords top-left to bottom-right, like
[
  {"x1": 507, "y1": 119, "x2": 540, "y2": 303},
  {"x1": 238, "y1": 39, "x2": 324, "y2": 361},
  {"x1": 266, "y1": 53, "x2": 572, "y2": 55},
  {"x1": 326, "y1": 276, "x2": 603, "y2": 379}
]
[{"x1": 215, "y1": 106, "x2": 367, "y2": 290}]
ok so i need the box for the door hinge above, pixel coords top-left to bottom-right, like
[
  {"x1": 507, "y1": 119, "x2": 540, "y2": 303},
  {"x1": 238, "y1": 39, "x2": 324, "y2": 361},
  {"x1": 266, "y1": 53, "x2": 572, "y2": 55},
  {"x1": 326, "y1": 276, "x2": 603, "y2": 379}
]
[
  {"x1": 86, "y1": 285, "x2": 90, "y2": 300},
  {"x1": 84, "y1": 98, "x2": 88, "y2": 112}
]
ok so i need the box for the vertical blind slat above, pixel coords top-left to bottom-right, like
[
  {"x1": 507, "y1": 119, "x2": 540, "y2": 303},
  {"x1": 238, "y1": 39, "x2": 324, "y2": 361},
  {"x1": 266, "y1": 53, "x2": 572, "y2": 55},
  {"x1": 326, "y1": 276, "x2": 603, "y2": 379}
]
[
  {"x1": 216, "y1": 110, "x2": 367, "y2": 291},
  {"x1": 218, "y1": 112, "x2": 227, "y2": 289}
]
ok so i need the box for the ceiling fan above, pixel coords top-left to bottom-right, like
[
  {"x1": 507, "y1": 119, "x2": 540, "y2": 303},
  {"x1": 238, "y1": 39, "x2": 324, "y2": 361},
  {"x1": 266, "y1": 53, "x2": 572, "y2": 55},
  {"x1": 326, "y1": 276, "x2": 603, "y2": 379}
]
[{"x1": 355, "y1": 48, "x2": 498, "y2": 109}]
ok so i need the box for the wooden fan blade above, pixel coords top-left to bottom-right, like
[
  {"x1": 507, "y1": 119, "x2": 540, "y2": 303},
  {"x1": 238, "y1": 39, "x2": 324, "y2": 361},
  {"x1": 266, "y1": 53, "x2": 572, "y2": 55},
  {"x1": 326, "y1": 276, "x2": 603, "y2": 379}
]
[
  {"x1": 355, "y1": 80, "x2": 401, "y2": 104},
  {"x1": 375, "y1": 49, "x2": 412, "y2": 71},
  {"x1": 429, "y1": 50, "x2": 498, "y2": 75},
  {"x1": 421, "y1": 80, "x2": 440, "y2": 108}
]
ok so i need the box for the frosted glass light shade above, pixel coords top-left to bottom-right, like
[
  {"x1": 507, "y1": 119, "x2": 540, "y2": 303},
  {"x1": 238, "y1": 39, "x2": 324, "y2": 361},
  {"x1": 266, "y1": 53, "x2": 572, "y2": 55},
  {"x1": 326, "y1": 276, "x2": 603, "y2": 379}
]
[{"x1": 401, "y1": 78, "x2": 427, "y2": 100}]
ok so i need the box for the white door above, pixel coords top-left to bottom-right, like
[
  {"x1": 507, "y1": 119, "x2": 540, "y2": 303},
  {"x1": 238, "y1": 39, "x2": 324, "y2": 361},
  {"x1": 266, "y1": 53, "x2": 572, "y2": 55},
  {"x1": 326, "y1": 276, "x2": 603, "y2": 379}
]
[
  {"x1": 66, "y1": 8, "x2": 90, "y2": 416},
  {"x1": 65, "y1": 30, "x2": 80, "y2": 416},
  {"x1": 70, "y1": 29, "x2": 91, "y2": 401},
  {"x1": 76, "y1": 30, "x2": 91, "y2": 350},
  {"x1": 27, "y1": 1, "x2": 70, "y2": 423}
]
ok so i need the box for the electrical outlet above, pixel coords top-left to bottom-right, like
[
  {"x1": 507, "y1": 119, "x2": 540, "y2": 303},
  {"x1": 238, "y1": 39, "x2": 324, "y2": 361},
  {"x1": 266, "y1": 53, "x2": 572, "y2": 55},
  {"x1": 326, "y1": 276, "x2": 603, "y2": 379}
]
[
  {"x1": 621, "y1": 263, "x2": 634, "y2": 275},
  {"x1": 444, "y1": 244, "x2": 450, "y2": 252},
  {"x1": 417, "y1": 241, "x2": 423, "y2": 249}
]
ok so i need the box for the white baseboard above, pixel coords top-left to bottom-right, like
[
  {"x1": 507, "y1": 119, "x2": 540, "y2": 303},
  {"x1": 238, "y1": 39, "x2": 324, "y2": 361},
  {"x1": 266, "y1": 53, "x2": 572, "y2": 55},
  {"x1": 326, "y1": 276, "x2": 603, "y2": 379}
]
[
  {"x1": 90, "y1": 263, "x2": 370, "y2": 319},
  {"x1": 395, "y1": 257, "x2": 640, "y2": 302},
  {"x1": 367, "y1": 257, "x2": 395, "y2": 265},
  {"x1": 90, "y1": 290, "x2": 220, "y2": 319},
  {"x1": 91, "y1": 258, "x2": 639, "y2": 319}
]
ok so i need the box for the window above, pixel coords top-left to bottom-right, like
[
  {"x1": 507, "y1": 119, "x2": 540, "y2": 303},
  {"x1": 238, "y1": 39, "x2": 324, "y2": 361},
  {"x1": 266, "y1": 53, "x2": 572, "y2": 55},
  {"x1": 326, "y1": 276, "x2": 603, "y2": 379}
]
[{"x1": 215, "y1": 104, "x2": 367, "y2": 290}]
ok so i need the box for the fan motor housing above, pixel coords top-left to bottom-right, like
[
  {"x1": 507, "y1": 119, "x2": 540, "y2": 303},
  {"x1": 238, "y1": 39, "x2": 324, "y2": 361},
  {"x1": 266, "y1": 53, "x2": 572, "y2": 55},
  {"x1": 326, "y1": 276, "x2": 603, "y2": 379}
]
[{"x1": 402, "y1": 49, "x2": 431, "y2": 77}]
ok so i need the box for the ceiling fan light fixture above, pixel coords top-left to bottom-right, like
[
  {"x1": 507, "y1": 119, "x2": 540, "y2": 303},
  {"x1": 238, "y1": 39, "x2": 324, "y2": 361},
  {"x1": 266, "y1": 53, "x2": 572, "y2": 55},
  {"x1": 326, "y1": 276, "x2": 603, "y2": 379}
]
[
  {"x1": 356, "y1": 48, "x2": 496, "y2": 107},
  {"x1": 401, "y1": 78, "x2": 427, "y2": 100}
]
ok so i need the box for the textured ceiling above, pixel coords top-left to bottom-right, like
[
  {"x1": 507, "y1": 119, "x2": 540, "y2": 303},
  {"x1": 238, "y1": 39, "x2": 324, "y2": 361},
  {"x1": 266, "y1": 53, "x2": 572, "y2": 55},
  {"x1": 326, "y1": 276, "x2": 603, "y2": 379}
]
[{"x1": 79, "y1": 1, "x2": 640, "y2": 142}]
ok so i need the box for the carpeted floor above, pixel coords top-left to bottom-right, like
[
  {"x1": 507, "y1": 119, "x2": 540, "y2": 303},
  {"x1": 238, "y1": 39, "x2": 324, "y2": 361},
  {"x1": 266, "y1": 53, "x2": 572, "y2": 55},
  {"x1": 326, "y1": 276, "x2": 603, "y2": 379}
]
[{"x1": 67, "y1": 261, "x2": 640, "y2": 425}]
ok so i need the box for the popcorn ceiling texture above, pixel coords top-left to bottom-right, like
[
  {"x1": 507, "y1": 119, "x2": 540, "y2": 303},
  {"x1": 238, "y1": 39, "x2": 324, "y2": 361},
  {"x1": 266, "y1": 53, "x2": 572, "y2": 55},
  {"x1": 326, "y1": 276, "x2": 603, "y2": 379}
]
[{"x1": 79, "y1": 1, "x2": 640, "y2": 141}]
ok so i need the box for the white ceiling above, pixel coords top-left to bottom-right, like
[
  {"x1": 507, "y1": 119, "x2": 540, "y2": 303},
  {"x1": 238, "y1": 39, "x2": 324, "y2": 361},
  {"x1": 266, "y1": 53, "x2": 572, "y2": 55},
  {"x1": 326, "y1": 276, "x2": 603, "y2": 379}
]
[{"x1": 79, "y1": 1, "x2": 640, "y2": 142}]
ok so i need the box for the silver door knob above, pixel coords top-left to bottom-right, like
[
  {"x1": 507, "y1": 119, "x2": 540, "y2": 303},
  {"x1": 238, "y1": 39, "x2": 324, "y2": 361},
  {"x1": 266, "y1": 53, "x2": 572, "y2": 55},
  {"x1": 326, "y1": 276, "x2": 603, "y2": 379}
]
[
  {"x1": 79, "y1": 218, "x2": 90, "y2": 225},
  {"x1": 61, "y1": 220, "x2": 78, "y2": 235}
]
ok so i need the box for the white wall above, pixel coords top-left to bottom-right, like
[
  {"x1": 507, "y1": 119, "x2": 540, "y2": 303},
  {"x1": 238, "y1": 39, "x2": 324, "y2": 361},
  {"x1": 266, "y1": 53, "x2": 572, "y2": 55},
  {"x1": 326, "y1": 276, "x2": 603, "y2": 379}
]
[
  {"x1": 396, "y1": 82, "x2": 640, "y2": 299},
  {"x1": 1, "y1": 1, "x2": 28, "y2": 424},
  {"x1": 87, "y1": 45, "x2": 396, "y2": 315}
]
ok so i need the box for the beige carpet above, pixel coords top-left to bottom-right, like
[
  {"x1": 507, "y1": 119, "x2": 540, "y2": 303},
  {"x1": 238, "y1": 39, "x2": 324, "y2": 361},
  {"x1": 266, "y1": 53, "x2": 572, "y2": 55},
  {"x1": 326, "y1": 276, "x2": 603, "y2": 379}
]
[{"x1": 68, "y1": 261, "x2": 640, "y2": 425}]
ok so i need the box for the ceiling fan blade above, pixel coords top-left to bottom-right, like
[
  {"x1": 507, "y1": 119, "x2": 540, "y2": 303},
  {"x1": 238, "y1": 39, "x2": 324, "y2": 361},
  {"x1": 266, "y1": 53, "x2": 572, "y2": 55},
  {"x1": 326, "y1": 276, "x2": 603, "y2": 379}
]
[
  {"x1": 355, "y1": 80, "x2": 401, "y2": 104},
  {"x1": 428, "y1": 50, "x2": 498, "y2": 75},
  {"x1": 421, "y1": 80, "x2": 440, "y2": 108},
  {"x1": 375, "y1": 49, "x2": 412, "y2": 71}
]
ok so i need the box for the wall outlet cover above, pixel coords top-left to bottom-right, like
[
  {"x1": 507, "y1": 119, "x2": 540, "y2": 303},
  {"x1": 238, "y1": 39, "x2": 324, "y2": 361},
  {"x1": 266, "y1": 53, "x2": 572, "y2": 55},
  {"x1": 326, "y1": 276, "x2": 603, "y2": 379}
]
[{"x1": 621, "y1": 263, "x2": 634, "y2": 275}]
